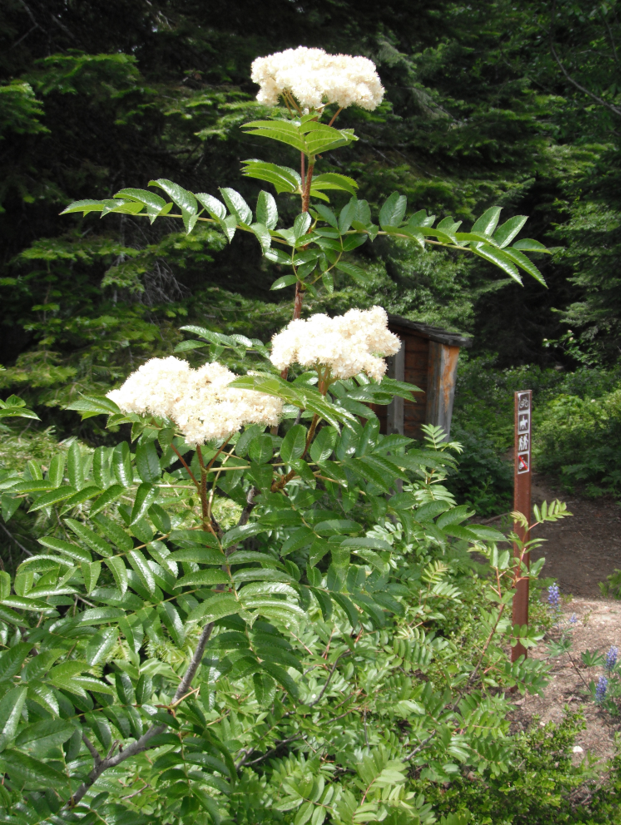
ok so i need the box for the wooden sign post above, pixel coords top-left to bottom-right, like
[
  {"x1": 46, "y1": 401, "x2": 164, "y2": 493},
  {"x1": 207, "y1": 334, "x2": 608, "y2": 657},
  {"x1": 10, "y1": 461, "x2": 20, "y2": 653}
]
[{"x1": 511, "y1": 390, "x2": 532, "y2": 662}]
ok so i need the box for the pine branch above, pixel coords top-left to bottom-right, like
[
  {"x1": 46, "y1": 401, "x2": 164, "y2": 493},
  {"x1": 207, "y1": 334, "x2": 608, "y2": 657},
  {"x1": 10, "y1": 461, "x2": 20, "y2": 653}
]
[{"x1": 550, "y1": 0, "x2": 621, "y2": 118}]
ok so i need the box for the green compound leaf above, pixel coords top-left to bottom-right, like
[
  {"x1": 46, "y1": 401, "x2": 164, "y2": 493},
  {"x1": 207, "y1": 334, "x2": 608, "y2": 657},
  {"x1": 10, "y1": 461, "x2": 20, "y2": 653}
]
[
  {"x1": 310, "y1": 172, "x2": 358, "y2": 196},
  {"x1": 493, "y1": 215, "x2": 528, "y2": 247},
  {"x1": 242, "y1": 160, "x2": 301, "y2": 194},
  {"x1": 28, "y1": 486, "x2": 76, "y2": 512},
  {"x1": 89, "y1": 483, "x2": 124, "y2": 516},
  {"x1": 14, "y1": 719, "x2": 75, "y2": 753},
  {"x1": 0, "y1": 644, "x2": 30, "y2": 683},
  {"x1": 38, "y1": 536, "x2": 91, "y2": 564},
  {"x1": 81, "y1": 560, "x2": 101, "y2": 594},
  {"x1": 195, "y1": 192, "x2": 227, "y2": 220},
  {"x1": 281, "y1": 424, "x2": 307, "y2": 463},
  {"x1": 85, "y1": 627, "x2": 118, "y2": 666},
  {"x1": 65, "y1": 394, "x2": 120, "y2": 419},
  {"x1": 115, "y1": 187, "x2": 168, "y2": 223},
  {"x1": 136, "y1": 441, "x2": 161, "y2": 484},
  {"x1": 335, "y1": 261, "x2": 371, "y2": 284},
  {"x1": 251, "y1": 222, "x2": 272, "y2": 253},
  {"x1": 149, "y1": 178, "x2": 198, "y2": 233},
  {"x1": 130, "y1": 482, "x2": 157, "y2": 525},
  {"x1": 0, "y1": 687, "x2": 28, "y2": 752},
  {"x1": 301, "y1": 121, "x2": 357, "y2": 155},
  {"x1": 65, "y1": 519, "x2": 113, "y2": 558},
  {"x1": 512, "y1": 238, "x2": 549, "y2": 252},
  {"x1": 0, "y1": 748, "x2": 67, "y2": 787},
  {"x1": 256, "y1": 189, "x2": 279, "y2": 229},
  {"x1": 127, "y1": 548, "x2": 156, "y2": 595},
  {"x1": 187, "y1": 594, "x2": 241, "y2": 623},
  {"x1": 242, "y1": 120, "x2": 307, "y2": 153},
  {"x1": 112, "y1": 441, "x2": 133, "y2": 487},
  {"x1": 471, "y1": 205, "x2": 502, "y2": 236},
  {"x1": 502, "y1": 247, "x2": 547, "y2": 286},
  {"x1": 220, "y1": 187, "x2": 253, "y2": 225},
  {"x1": 60, "y1": 198, "x2": 106, "y2": 216},
  {"x1": 174, "y1": 569, "x2": 230, "y2": 588},
  {"x1": 379, "y1": 192, "x2": 407, "y2": 229},
  {"x1": 471, "y1": 243, "x2": 523, "y2": 283}
]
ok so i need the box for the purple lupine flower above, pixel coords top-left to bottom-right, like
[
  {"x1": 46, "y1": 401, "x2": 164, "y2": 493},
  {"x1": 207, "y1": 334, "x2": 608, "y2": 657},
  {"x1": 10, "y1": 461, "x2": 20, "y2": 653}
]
[
  {"x1": 605, "y1": 646, "x2": 618, "y2": 672},
  {"x1": 547, "y1": 583, "x2": 561, "y2": 610},
  {"x1": 569, "y1": 614, "x2": 578, "y2": 624},
  {"x1": 595, "y1": 675, "x2": 608, "y2": 703}
]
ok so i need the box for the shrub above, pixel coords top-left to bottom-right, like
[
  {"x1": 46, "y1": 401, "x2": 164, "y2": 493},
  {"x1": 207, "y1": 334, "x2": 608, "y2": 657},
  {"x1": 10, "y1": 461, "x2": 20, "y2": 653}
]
[
  {"x1": 535, "y1": 389, "x2": 621, "y2": 496},
  {"x1": 424, "y1": 712, "x2": 621, "y2": 824},
  {"x1": 0, "y1": 45, "x2": 563, "y2": 823}
]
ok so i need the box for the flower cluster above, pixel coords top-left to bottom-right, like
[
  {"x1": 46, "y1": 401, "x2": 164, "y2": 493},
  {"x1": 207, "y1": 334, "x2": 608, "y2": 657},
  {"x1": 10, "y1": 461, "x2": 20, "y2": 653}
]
[
  {"x1": 251, "y1": 47, "x2": 384, "y2": 111},
  {"x1": 108, "y1": 357, "x2": 282, "y2": 445},
  {"x1": 270, "y1": 306, "x2": 401, "y2": 382},
  {"x1": 595, "y1": 675, "x2": 608, "y2": 703},
  {"x1": 605, "y1": 645, "x2": 618, "y2": 672},
  {"x1": 547, "y1": 583, "x2": 561, "y2": 610}
]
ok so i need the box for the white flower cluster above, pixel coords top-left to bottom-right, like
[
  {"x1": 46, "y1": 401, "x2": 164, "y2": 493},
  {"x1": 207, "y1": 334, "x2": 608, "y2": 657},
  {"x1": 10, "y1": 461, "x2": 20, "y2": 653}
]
[
  {"x1": 108, "y1": 357, "x2": 282, "y2": 445},
  {"x1": 251, "y1": 47, "x2": 384, "y2": 111},
  {"x1": 270, "y1": 306, "x2": 400, "y2": 382}
]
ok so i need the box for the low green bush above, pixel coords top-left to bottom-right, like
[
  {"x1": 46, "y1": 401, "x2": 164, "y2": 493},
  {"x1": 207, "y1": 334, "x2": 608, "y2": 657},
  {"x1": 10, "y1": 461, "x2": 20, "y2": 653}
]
[
  {"x1": 423, "y1": 712, "x2": 621, "y2": 824},
  {"x1": 535, "y1": 389, "x2": 621, "y2": 496},
  {"x1": 449, "y1": 355, "x2": 621, "y2": 504}
]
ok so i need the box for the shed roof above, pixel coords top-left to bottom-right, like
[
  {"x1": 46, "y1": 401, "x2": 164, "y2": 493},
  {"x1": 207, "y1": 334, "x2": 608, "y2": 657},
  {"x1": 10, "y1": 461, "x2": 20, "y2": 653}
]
[{"x1": 387, "y1": 314, "x2": 473, "y2": 349}]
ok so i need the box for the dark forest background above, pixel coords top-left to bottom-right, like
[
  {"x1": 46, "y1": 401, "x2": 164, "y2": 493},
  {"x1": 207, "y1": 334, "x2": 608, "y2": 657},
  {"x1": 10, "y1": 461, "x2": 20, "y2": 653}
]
[{"x1": 2, "y1": 0, "x2": 621, "y2": 508}]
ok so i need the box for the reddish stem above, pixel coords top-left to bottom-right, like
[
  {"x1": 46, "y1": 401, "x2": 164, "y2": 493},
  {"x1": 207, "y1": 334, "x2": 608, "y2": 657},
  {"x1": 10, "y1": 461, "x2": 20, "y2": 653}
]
[
  {"x1": 171, "y1": 444, "x2": 200, "y2": 491},
  {"x1": 300, "y1": 151, "x2": 305, "y2": 202},
  {"x1": 195, "y1": 445, "x2": 211, "y2": 532},
  {"x1": 302, "y1": 162, "x2": 314, "y2": 213},
  {"x1": 327, "y1": 107, "x2": 342, "y2": 127}
]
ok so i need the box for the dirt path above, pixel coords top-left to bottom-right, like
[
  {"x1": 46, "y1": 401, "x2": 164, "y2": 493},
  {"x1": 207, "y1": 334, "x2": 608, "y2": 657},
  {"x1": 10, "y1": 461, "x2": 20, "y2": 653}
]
[
  {"x1": 512, "y1": 598, "x2": 621, "y2": 763},
  {"x1": 509, "y1": 475, "x2": 621, "y2": 763},
  {"x1": 530, "y1": 473, "x2": 621, "y2": 599}
]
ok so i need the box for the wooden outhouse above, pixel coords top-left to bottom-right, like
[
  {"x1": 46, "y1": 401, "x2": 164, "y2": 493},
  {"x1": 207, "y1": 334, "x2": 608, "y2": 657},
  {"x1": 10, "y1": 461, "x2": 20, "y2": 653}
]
[{"x1": 375, "y1": 315, "x2": 472, "y2": 441}]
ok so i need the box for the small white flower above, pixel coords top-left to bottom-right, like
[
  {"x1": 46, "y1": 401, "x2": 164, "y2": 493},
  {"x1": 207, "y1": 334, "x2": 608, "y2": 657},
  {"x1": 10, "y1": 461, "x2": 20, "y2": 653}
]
[
  {"x1": 251, "y1": 47, "x2": 384, "y2": 112},
  {"x1": 107, "y1": 356, "x2": 192, "y2": 420},
  {"x1": 108, "y1": 357, "x2": 283, "y2": 445},
  {"x1": 270, "y1": 306, "x2": 400, "y2": 381}
]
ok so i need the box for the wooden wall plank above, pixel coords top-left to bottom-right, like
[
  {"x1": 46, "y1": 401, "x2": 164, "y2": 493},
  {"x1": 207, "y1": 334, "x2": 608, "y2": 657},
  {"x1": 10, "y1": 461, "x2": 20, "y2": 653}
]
[
  {"x1": 371, "y1": 323, "x2": 463, "y2": 441},
  {"x1": 425, "y1": 342, "x2": 460, "y2": 439}
]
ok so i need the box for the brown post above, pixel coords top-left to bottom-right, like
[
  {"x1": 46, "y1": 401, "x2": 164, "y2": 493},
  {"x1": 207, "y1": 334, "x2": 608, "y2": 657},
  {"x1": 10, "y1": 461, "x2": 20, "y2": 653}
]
[{"x1": 511, "y1": 390, "x2": 532, "y2": 662}]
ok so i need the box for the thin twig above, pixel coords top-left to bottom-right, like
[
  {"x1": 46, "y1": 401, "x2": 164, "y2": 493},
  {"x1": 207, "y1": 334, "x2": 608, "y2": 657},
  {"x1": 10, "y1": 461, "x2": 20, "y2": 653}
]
[
  {"x1": 170, "y1": 444, "x2": 200, "y2": 490},
  {"x1": 239, "y1": 734, "x2": 305, "y2": 768},
  {"x1": 474, "y1": 512, "x2": 509, "y2": 525},
  {"x1": 224, "y1": 485, "x2": 260, "y2": 557},
  {"x1": 82, "y1": 735, "x2": 102, "y2": 765},
  {"x1": 121, "y1": 781, "x2": 151, "y2": 801},
  {"x1": 308, "y1": 650, "x2": 351, "y2": 708},
  {"x1": 566, "y1": 649, "x2": 591, "y2": 690},
  {"x1": 204, "y1": 440, "x2": 231, "y2": 474},
  {"x1": 405, "y1": 732, "x2": 437, "y2": 761},
  {"x1": 195, "y1": 445, "x2": 210, "y2": 531},
  {"x1": 327, "y1": 107, "x2": 343, "y2": 127},
  {"x1": 0, "y1": 522, "x2": 32, "y2": 556}
]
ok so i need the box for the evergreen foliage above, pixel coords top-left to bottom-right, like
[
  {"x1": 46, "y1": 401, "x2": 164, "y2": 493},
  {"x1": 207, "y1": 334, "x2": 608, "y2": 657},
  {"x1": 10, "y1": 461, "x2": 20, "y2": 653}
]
[{"x1": 4, "y1": 0, "x2": 621, "y2": 410}]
